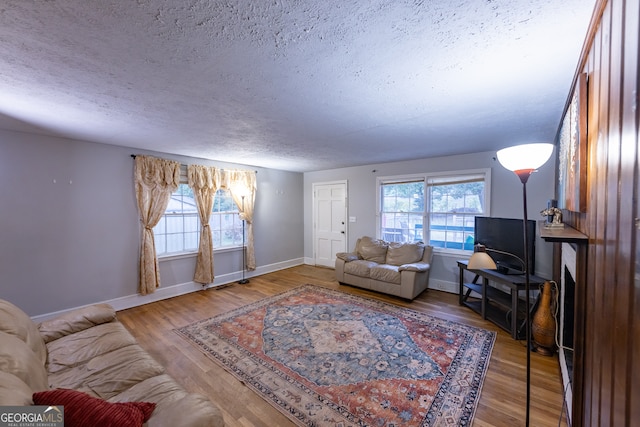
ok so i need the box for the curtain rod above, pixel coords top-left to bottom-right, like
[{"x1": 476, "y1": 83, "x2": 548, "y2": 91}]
[{"x1": 131, "y1": 154, "x2": 257, "y2": 173}]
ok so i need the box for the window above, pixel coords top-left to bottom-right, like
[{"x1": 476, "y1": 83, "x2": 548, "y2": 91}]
[
  {"x1": 154, "y1": 184, "x2": 243, "y2": 256},
  {"x1": 154, "y1": 184, "x2": 199, "y2": 255},
  {"x1": 377, "y1": 169, "x2": 490, "y2": 252},
  {"x1": 210, "y1": 189, "x2": 244, "y2": 248},
  {"x1": 379, "y1": 178, "x2": 425, "y2": 243},
  {"x1": 427, "y1": 172, "x2": 488, "y2": 250}
]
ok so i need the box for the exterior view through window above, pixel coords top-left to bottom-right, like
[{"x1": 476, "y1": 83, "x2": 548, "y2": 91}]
[
  {"x1": 378, "y1": 170, "x2": 490, "y2": 251},
  {"x1": 154, "y1": 184, "x2": 244, "y2": 256}
]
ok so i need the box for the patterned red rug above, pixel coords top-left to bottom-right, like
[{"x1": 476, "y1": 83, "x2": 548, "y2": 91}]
[{"x1": 176, "y1": 284, "x2": 495, "y2": 426}]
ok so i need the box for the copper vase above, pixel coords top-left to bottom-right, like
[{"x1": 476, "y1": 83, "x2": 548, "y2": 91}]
[{"x1": 532, "y1": 281, "x2": 557, "y2": 356}]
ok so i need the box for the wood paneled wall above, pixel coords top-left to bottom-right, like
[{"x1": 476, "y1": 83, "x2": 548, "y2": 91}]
[{"x1": 561, "y1": 0, "x2": 639, "y2": 425}]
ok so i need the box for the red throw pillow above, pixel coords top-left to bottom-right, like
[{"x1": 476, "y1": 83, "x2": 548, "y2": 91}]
[{"x1": 33, "y1": 389, "x2": 155, "y2": 427}]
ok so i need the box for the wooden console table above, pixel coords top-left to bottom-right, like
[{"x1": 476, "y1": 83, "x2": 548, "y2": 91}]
[{"x1": 457, "y1": 260, "x2": 547, "y2": 339}]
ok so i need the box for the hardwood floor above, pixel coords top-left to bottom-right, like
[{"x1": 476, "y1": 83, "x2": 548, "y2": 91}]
[{"x1": 117, "y1": 265, "x2": 569, "y2": 426}]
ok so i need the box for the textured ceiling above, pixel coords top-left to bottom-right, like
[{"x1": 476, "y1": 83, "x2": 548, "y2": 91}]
[{"x1": 0, "y1": 0, "x2": 594, "y2": 172}]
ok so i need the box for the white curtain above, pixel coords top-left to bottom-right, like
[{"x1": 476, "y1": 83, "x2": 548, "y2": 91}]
[
  {"x1": 224, "y1": 169, "x2": 257, "y2": 270},
  {"x1": 188, "y1": 165, "x2": 221, "y2": 284},
  {"x1": 134, "y1": 155, "x2": 180, "y2": 295}
]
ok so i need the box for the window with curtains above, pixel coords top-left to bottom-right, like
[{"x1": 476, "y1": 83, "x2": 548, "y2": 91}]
[
  {"x1": 210, "y1": 188, "x2": 244, "y2": 248},
  {"x1": 377, "y1": 169, "x2": 490, "y2": 252},
  {"x1": 153, "y1": 183, "x2": 243, "y2": 256}
]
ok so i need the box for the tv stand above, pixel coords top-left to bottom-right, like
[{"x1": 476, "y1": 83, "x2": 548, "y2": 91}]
[{"x1": 457, "y1": 260, "x2": 547, "y2": 340}]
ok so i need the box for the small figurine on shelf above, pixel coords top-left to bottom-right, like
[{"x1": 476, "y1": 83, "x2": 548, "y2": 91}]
[{"x1": 540, "y1": 206, "x2": 564, "y2": 228}]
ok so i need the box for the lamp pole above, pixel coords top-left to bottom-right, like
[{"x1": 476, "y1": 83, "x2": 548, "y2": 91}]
[
  {"x1": 238, "y1": 195, "x2": 249, "y2": 284},
  {"x1": 496, "y1": 142, "x2": 553, "y2": 427},
  {"x1": 515, "y1": 169, "x2": 533, "y2": 427}
]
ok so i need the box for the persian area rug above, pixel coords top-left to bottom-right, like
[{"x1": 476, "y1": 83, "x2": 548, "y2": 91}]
[{"x1": 175, "y1": 284, "x2": 495, "y2": 427}]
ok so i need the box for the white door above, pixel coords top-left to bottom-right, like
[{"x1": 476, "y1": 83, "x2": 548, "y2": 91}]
[{"x1": 313, "y1": 181, "x2": 347, "y2": 268}]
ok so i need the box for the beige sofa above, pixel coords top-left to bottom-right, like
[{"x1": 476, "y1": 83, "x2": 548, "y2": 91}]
[
  {"x1": 335, "y1": 236, "x2": 434, "y2": 300},
  {"x1": 0, "y1": 299, "x2": 224, "y2": 427}
]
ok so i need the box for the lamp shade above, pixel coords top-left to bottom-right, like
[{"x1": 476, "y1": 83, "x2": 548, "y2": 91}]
[
  {"x1": 496, "y1": 143, "x2": 554, "y2": 172},
  {"x1": 467, "y1": 251, "x2": 498, "y2": 270}
]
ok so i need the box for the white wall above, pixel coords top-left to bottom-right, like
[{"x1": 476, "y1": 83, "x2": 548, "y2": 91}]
[
  {"x1": 0, "y1": 127, "x2": 555, "y2": 316},
  {"x1": 0, "y1": 130, "x2": 304, "y2": 316},
  {"x1": 303, "y1": 150, "x2": 556, "y2": 291}
]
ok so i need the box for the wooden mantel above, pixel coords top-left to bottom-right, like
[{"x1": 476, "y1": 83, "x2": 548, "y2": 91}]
[{"x1": 538, "y1": 221, "x2": 588, "y2": 243}]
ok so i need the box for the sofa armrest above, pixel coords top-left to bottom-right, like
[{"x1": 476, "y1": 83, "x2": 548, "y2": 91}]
[
  {"x1": 399, "y1": 262, "x2": 431, "y2": 273},
  {"x1": 148, "y1": 393, "x2": 224, "y2": 427},
  {"x1": 38, "y1": 303, "x2": 117, "y2": 343},
  {"x1": 336, "y1": 252, "x2": 359, "y2": 262}
]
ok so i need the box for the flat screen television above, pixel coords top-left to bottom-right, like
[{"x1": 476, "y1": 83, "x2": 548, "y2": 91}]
[{"x1": 474, "y1": 216, "x2": 536, "y2": 275}]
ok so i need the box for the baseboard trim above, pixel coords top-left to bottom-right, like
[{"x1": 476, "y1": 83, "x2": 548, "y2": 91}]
[
  {"x1": 31, "y1": 258, "x2": 305, "y2": 322},
  {"x1": 427, "y1": 279, "x2": 459, "y2": 294}
]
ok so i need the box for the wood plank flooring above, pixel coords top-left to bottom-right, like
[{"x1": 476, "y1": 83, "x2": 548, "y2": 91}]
[{"x1": 117, "y1": 265, "x2": 569, "y2": 426}]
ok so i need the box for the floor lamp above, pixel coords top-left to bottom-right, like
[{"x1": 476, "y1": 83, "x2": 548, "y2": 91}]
[
  {"x1": 238, "y1": 194, "x2": 249, "y2": 284},
  {"x1": 495, "y1": 143, "x2": 554, "y2": 426},
  {"x1": 467, "y1": 144, "x2": 553, "y2": 427}
]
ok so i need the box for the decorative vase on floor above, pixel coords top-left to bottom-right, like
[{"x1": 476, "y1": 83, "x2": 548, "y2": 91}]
[{"x1": 532, "y1": 281, "x2": 557, "y2": 356}]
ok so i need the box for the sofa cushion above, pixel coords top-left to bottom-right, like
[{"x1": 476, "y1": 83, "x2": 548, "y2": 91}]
[
  {"x1": 108, "y1": 374, "x2": 187, "y2": 406},
  {"x1": 0, "y1": 331, "x2": 49, "y2": 391},
  {"x1": 357, "y1": 236, "x2": 388, "y2": 263},
  {"x1": 33, "y1": 388, "x2": 155, "y2": 427},
  {"x1": 385, "y1": 242, "x2": 424, "y2": 266},
  {"x1": 369, "y1": 264, "x2": 401, "y2": 284},
  {"x1": 38, "y1": 303, "x2": 117, "y2": 344},
  {"x1": 0, "y1": 299, "x2": 47, "y2": 364},
  {"x1": 344, "y1": 259, "x2": 379, "y2": 277},
  {"x1": 48, "y1": 344, "x2": 166, "y2": 400},
  {"x1": 111, "y1": 376, "x2": 225, "y2": 427},
  {"x1": 46, "y1": 322, "x2": 139, "y2": 374},
  {"x1": 0, "y1": 371, "x2": 34, "y2": 405}
]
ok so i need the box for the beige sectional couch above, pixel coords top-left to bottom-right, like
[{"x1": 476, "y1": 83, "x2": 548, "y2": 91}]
[
  {"x1": 0, "y1": 299, "x2": 224, "y2": 427},
  {"x1": 335, "y1": 236, "x2": 434, "y2": 300}
]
